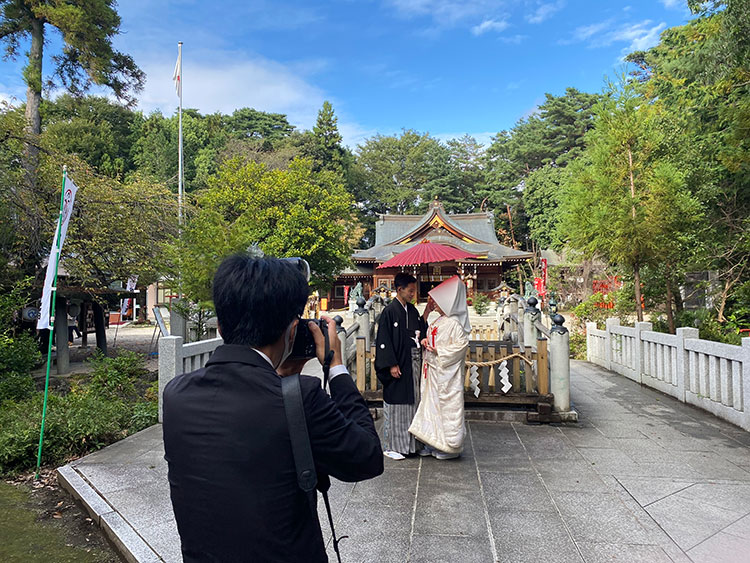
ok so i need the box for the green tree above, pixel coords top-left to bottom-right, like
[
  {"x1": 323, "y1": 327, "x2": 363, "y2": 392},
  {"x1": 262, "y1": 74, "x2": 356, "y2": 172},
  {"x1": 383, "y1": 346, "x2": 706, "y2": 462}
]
[
  {"x1": 434, "y1": 135, "x2": 484, "y2": 214},
  {"x1": 561, "y1": 80, "x2": 701, "y2": 321},
  {"x1": 174, "y1": 157, "x2": 359, "y2": 301},
  {"x1": 131, "y1": 109, "x2": 229, "y2": 192},
  {"x1": 303, "y1": 100, "x2": 345, "y2": 174},
  {"x1": 0, "y1": 0, "x2": 143, "y2": 170},
  {"x1": 482, "y1": 88, "x2": 600, "y2": 248},
  {"x1": 224, "y1": 107, "x2": 294, "y2": 141},
  {"x1": 357, "y1": 130, "x2": 450, "y2": 215},
  {"x1": 626, "y1": 2, "x2": 750, "y2": 321},
  {"x1": 42, "y1": 94, "x2": 142, "y2": 177},
  {"x1": 523, "y1": 164, "x2": 566, "y2": 250}
]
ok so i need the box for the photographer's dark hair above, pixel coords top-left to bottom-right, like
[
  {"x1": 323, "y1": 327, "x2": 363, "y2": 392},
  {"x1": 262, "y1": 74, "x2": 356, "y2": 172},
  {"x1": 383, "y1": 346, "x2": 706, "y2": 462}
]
[
  {"x1": 213, "y1": 254, "x2": 309, "y2": 347},
  {"x1": 394, "y1": 273, "x2": 417, "y2": 290}
]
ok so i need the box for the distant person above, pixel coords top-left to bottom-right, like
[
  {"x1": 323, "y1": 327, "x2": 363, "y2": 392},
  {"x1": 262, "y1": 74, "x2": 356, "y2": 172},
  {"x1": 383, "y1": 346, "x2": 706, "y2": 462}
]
[
  {"x1": 67, "y1": 312, "x2": 80, "y2": 345},
  {"x1": 375, "y1": 273, "x2": 433, "y2": 459},
  {"x1": 163, "y1": 254, "x2": 383, "y2": 562},
  {"x1": 409, "y1": 276, "x2": 471, "y2": 460}
]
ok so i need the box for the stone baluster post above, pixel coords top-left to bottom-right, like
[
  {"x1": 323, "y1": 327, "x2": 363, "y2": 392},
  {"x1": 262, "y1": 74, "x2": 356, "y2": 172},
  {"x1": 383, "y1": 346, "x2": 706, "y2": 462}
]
[
  {"x1": 353, "y1": 298, "x2": 370, "y2": 349},
  {"x1": 742, "y1": 338, "x2": 750, "y2": 432},
  {"x1": 334, "y1": 315, "x2": 347, "y2": 367},
  {"x1": 585, "y1": 322, "x2": 596, "y2": 363},
  {"x1": 524, "y1": 296, "x2": 541, "y2": 351},
  {"x1": 158, "y1": 335, "x2": 183, "y2": 422},
  {"x1": 549, "y1": 314, "x2": 570, "y2": 412},
  {"x1": 605, "y1": 317, "x2": 620, "y2": 371},
  {"x1": 675, "y1": 326, "x2": 699, "y2": 403},
  {"x1": 633, "y1": 321, "x2": 653, "y2": 385}
]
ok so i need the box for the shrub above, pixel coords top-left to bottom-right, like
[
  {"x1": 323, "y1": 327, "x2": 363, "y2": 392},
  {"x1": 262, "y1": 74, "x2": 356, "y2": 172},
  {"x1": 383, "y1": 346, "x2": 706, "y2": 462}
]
[
  {"x1": 129, "y1": 401, "x2": 158, "y2": 433},
  {"x1": 88, "y1": 350, "x2": 145, "y2": 400},
  {"x1": 569, "y1": 331, "x2": 587, "y2": 360},
  {"x1": 0, "y1": 392, "x2": 131, "y2": 475},
  {"x1": 473, "y1": 293, "x2": 491, "y2": 316},
  {"x1": 0, "y1": 332, "x2": 41, "y2": 403},
  {"x1": 0, "y1": 372, "x2": 35, "y2": 403}
]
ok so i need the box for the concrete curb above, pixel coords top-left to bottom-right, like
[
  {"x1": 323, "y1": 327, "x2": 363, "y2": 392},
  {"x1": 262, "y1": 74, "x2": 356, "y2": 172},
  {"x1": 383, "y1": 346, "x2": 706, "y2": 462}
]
[{"x1": 57, "y1": 464, "x2": 162, "y2": 563}]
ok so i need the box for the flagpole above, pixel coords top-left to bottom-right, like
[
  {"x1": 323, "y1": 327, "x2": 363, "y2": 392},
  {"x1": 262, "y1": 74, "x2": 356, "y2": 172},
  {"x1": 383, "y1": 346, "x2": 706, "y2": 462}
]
[
  {"x1": 177, "y1": 41, "x2": 183, "y2": 226},
  {"x1": 35, "y1": 166, "x2": 67, "y2": 478}
]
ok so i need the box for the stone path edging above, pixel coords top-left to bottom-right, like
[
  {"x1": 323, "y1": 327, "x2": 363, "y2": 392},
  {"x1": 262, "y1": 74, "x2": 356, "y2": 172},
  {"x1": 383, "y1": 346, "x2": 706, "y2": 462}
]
[{"x1": 57, "y1": 464, "x2": 161, "y2": 563}]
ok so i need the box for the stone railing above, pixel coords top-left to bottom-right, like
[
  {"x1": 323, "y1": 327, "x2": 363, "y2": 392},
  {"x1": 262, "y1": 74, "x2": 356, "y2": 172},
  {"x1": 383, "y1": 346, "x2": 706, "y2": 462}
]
[
  {"x1": 158, "y1": 335, "x2": 223, "y2": 421},
  {"x1": 586, "y1": 318, "x2": 750, "y2": 431}
]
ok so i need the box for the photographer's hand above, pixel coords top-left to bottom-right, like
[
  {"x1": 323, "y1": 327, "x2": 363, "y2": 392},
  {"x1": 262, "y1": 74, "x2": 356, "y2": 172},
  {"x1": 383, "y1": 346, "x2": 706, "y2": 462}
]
[
  {"x1": 277, "y1": 358, "x2": 308, "y2": 377},
  {"x1": 310, "y1": 316, "x2": 343, "y2": 368}
]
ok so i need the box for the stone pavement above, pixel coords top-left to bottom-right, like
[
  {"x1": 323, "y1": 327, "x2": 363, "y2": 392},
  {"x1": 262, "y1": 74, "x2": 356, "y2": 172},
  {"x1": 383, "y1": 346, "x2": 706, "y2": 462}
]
[{"x1": 58, "y1": 361, "x2": 750, "y2": 562}]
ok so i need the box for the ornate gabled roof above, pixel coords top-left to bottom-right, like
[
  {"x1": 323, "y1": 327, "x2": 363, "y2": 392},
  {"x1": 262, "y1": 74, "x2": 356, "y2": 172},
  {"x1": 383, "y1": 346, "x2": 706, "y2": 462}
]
[{"x1": 356, "y1": 200, "x2": 533, "y2": 264}]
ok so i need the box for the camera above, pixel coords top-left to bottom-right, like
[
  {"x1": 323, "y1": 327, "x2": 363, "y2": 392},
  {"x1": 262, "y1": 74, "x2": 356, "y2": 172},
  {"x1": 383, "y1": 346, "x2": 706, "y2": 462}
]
[{"x1": 290, "y1": 318, "x2": 328, "y2": 360}]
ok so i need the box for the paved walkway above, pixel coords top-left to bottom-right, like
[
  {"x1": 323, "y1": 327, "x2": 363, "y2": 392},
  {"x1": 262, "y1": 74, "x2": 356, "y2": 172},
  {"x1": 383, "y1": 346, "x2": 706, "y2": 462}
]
[{"x1": 58, "y1": 361, "x2": 750, "y2": 562}]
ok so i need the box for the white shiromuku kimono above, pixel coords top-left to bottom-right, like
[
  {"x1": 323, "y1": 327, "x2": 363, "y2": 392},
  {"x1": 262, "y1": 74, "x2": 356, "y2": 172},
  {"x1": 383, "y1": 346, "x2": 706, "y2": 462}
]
[{"x1": 409, "y1": 276, "x2": 471, "y2": 455}]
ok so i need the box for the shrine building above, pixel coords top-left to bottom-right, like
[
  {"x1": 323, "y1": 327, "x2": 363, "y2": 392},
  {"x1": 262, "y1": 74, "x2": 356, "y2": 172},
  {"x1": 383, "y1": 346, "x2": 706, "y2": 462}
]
[{"x1": 328, "y1": 199, "x2": 533, "y2": 309}]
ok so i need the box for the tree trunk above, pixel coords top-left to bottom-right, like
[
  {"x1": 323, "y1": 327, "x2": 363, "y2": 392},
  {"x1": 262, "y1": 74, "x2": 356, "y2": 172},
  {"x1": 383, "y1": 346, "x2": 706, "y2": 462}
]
[
  {"x1": 24, "y1": 16, "x2": 44, "y2": 176},
  {"x1": 137, "y1": 286, "x2": 148, "y2": 323},
  {"x1": 665, "y1": 282, "x2": 675, "y2": 334},
  {"x1": 633, "y1": 263, "x2": 644, "y2": 322},
  {"x1": 672, "y1": 280, "x2": 684, "y2": 314},
  {"x1": 92, "y1": 301, "x2": 108, "y2": 356},
  {"x1": 717, "y1": 279, "x2": 732, "y2": 323},
  {"x1": 79, "y1": 301, "x2": 89, "y2": 348}
]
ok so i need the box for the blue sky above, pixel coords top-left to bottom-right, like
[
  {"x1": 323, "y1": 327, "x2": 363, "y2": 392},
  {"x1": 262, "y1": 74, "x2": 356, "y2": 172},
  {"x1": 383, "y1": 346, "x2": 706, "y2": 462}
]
[{"x1": 0, "y1": 0, "x2": 693, "y2": 148}]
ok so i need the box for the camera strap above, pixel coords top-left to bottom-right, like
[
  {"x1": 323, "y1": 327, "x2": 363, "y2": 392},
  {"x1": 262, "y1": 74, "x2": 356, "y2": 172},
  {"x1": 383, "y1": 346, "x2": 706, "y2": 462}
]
[
  {"x1": 281, "y1": 373, "x2": 346, "y2": 563},
  {"x1": 322, "y1": 323, "x2": 334, "y2": 391}
]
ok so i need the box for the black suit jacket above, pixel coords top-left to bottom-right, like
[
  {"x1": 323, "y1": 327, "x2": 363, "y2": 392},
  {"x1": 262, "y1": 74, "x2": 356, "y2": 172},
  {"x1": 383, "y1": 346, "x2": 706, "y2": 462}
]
[{"x1": 163, "y1": 344, "x2": 384, "y2": 562}]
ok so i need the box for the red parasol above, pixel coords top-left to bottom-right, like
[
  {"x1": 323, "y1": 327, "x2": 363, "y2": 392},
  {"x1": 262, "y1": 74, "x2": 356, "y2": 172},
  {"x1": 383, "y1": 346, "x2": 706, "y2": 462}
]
[{"x1": 377, "y1": 239, "x2": 477, "y2": 269}]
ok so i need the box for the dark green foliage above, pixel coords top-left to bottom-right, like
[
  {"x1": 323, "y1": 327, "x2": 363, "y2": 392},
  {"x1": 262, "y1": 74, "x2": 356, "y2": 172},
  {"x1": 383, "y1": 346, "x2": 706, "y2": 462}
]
[
  {"x1": 88, "y1": 350, "x2": 145, "y2": 400},
  {"x1": 482, "y1": 88, "x2": 600, "y2": 246},
  {"x1": 0, "y1": 279, "x2": 41, "y2": 403},
  {"x1": 0, "y1": 333, "x2": 39, "y2": 402},
  {"x1": 0, "y1": 392, "x2": 131, "y2": 475},
  {"x1": 0, "y1": 0, "x2": 144, "y2": 101},
  {"x1": 129, "y1": 401, "x2": 158, "y2": 434},
  {"x1": 0, "y1": 349, "x2": 155, "y2": 475},
  {"x1": 302, "y1": 101, "x2": 345, "y2": 174},
  {"x1": 569, "y1": 331, "x2": 587, "y2": 360},
  {"x1": 224, "y1": 107, "x2": 294, "y2": 141},
  {"x1": 473, "y1": 293, "x2": 491, "y2": 316},
  {"x1": 522, "y1": 165, "x2": 566, "y2": 249},
  {"x1": 42, "y1": 94, "x2": 142, "y2": 177}
]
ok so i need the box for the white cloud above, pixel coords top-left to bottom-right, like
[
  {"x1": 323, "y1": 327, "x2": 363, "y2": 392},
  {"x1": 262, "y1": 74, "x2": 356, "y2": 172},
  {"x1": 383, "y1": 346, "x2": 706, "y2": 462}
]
[
  {"x1": 526, "y1": 1, "x2": 565, "y2": 24},
  {"x1": 138, "y1": 54, "x2": 325, "y2": 125},
  {"x1": 135, "y1": 51, "x2": 370, "y2": 148},
  {"x1": 339, "y1": 121, "x2": 379, "y2": 150},
  {"x1": 499, "y1": 34, "x2": 528, "y2": 45},
  {"x1": 563, "y1": 19, "x2": 666, "y2": 53},
  {"x1": 384, "y1": 0, "x2": 513, "y2": 35},
  {"x1": 612, "y1": 21, "x2": 666, "y2": 52},
  {"x1": 660, "y1": 0, "x2": 682, "y2": 8},
  {"x1": 571, "y1": 19, "x2": 615, "y2": 42},
  {"x1": 471, "y1": 19, "x2": 509, "y2": 36}
]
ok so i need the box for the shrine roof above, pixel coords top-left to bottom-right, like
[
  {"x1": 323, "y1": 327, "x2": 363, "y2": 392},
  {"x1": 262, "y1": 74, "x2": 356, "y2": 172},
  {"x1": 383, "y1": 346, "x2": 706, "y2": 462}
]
[{"x1": 357, "y1": 200, "x2": 532, "y2": 264}]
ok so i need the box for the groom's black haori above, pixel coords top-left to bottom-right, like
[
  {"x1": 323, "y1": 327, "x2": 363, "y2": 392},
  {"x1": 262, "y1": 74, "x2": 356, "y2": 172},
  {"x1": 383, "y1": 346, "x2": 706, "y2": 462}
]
[{"x1": 375, "y1": 273, "x2": 428, "y2": 454}]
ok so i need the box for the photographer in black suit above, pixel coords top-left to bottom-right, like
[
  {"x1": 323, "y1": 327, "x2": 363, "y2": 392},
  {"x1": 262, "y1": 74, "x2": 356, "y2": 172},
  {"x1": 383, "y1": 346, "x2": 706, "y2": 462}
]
[{"x1": 163, "y1": 254, "x2": 384, "y2": 562}]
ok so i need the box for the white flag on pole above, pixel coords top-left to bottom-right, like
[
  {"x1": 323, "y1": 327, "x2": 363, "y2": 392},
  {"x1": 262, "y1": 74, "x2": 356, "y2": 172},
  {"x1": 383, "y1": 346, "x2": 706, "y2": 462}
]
[
  {"x1": 120, "y1": 276, "x2": 139, "y2": 317},
  {"x1": 173, "y1": 48, "x2": 182, "y2": 97},
  {"x1": 37, "y1": 175, "x2": 79, "y2": 330}
]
